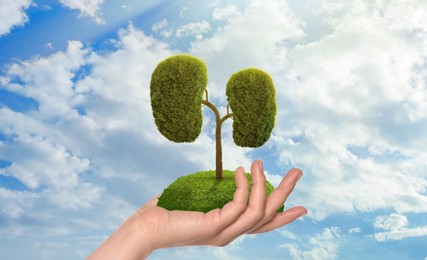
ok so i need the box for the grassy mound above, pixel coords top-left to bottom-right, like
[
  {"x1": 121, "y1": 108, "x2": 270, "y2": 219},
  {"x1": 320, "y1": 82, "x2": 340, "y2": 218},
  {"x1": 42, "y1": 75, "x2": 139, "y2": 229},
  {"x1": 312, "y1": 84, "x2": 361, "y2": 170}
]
[{"x1": 157, "y1": 170, "x2": 284, "y2": 213}]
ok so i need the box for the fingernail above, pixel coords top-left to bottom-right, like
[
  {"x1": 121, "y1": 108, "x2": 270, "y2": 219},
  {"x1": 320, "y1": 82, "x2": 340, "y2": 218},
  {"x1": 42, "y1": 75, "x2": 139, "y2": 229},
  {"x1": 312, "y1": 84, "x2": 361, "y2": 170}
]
[
  {"x1": 237, "y1": 166, "x2": 244, "y2": 174},
  {"x1": 299, "y1": 210, "x2": 308, "y2": 217},
  {"x1": 258, "y1": 160, "x2": 263, "y2": 172},
  {"x1": 296, "y1": 171, "x2": 303, "y2": 181}
]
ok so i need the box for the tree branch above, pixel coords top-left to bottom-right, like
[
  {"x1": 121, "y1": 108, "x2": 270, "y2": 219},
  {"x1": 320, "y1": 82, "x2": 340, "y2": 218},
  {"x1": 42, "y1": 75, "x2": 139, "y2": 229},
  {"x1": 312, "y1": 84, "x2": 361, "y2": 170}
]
[
  {"x1": 202, "y1": 100, "x2": 220, "y2": 122},
  {"x1": 204, "y1": 89, "x2": 209, "y2": 102},
  {"x1": 220, "y1": 113, "x2": 233, "y2": 125}
]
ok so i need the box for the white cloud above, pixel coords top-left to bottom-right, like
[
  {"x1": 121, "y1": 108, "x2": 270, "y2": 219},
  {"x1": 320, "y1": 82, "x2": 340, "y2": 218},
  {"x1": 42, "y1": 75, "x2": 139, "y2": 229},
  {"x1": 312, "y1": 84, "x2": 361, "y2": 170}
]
[
  {"x1": 280, "y1": 227, "x2": 341, "y2": 260},
  {"x1": 374, "y1": 213, "x2": 408, "y2": 231},
  {"x1": 212, "y1": 4, "x2": 240, "y2": 20},
  {"x1": 266, "y1": 0, "x2": 427, "y2": 220},
  {"x1": 121, "y1": 4, "x2": 131, "y2": 12},
  {"x1": 3, "y1": 40, "x2": 88, "y2": 119},
  {"x1": 0, "y1": 188, "x2": 36, "y2": 218},
  {"x1": 152, "y1": 19, "x2": 168, "y2": 32},
  {"x1": 374, "y1": 213, "x2": 427, "y2": 241},
  {"x1": 176, "y1": 20, "x2": 211, "y2": 39},
  {"x1": 0, "y1": 0, "x2": 32, "y2": 36},
  {"x1": 279, "y1": 228, "x2": 298, "y2": 240},
  {"x1": 0, "y1": 128, "x2": 90, "y2": 190},
  {"x1": 191, "y1": 0, "x2": 304, "y2": 99},
  {"x1": 152, "y1": 19, "x2": 173, "y2": 38},
  {"x1": 208, "y1": 0, "x2": 220, "y2": 8},
  {"x1": 348, "y1": 227, "x2": 361, "y2": 234},
  {"x1": 59, "y1": 0, "x2": 105, "y2": 24}
]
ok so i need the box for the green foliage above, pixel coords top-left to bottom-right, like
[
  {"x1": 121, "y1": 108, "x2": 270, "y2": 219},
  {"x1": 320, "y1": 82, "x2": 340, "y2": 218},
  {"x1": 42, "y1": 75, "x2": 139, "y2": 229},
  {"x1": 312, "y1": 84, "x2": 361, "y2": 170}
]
[
  {"x1": 226, "y1": 68, "x2": 277, "y2": 147},
  {"x1": 150, "y1": 54, "x2": 208, "y2": 142},
  {"x1": 157, "y1": 170, "x2": 284, "y2": 213}
]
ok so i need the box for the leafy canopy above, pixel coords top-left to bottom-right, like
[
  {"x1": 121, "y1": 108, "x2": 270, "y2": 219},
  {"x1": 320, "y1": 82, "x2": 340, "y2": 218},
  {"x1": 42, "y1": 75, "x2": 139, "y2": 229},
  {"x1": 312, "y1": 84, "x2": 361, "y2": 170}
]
[
  {"x1": 226, "y1": 68, "x2": 277, "y2": 147},
  {"x1": 150, "y1": 54, "x2": 208, "y2": 142}
]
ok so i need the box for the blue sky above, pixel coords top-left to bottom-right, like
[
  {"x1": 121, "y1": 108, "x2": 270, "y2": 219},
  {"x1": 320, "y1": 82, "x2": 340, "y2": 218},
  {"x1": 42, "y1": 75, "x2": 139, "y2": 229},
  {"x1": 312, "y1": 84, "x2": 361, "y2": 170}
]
[{"x1": 1, "y1": 0, "x2": 427, "y2": 259}]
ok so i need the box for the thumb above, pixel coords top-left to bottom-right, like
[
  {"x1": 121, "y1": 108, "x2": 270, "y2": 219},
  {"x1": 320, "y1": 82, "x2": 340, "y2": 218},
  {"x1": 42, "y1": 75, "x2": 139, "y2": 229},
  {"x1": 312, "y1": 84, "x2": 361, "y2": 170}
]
[{"x1": 140, "y1": 194, "x2": 162, "y2": 211}]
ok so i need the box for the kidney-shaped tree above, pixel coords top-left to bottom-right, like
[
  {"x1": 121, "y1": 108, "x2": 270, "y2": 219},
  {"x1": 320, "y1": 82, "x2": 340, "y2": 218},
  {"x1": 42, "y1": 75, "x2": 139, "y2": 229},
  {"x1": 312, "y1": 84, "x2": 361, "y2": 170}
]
[{"x1": 150, "y1": 54, "x2": 280, "y2": 212}]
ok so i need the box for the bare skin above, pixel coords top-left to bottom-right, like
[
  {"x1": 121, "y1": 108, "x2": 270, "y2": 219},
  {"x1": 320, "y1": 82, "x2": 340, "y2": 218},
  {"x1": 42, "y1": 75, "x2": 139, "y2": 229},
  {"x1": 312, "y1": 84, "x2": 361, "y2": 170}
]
[{"x1": 87, "y1": 160, "x2": 307, "y2": 260}]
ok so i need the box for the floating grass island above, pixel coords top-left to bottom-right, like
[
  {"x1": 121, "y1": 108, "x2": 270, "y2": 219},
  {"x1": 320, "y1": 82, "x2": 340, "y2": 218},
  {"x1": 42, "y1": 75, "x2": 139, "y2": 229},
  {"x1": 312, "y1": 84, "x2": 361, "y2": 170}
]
[{"x1": 157, "y1": 170, "x2": 284, "y2": 213}]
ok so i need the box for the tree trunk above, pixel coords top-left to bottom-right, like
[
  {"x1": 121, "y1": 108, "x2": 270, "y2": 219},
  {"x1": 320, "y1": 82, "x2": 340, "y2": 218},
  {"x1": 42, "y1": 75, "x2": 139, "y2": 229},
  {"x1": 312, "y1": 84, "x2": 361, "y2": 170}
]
[
  {"x1": 202, "y1": 100, "x2": 223, "y2": 179},
  {"x1": 202, "y1": 99, "x2": 233, "y2": 180},
  {"x1": 215, "y1": 115, "x2": 223, "y2": 179}
]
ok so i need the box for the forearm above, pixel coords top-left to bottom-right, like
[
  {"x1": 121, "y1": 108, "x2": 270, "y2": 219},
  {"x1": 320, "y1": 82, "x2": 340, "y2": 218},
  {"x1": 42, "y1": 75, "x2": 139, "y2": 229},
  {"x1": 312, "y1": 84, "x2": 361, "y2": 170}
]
[{"x1": 87, "y1": 214, "x2": 154, "y2": 260}]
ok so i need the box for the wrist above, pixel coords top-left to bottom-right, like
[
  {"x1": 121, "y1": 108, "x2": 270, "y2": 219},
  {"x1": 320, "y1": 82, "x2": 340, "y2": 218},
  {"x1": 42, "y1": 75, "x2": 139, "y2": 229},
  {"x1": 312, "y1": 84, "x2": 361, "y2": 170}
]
[
  {"x1": 130, "y1": 212, "x2": 156, "y2": 259},
  {"x1": 88, "y1": 213, "x2": 154, "y2": 260}
]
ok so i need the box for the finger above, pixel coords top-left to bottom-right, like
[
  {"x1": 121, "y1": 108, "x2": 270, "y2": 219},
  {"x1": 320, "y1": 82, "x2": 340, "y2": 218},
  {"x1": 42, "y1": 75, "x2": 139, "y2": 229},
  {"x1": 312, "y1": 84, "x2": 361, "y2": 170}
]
[
  {"x1": 249, "y1": 206, "x2": 307, "y2": 234},
  {"x1": 248, "y1": 160, "x2": 267, "y2": 216},
  {"x1": 138, "y1": 194, "x2": 162, "y2": 212},
  {"x1": 203, "y1": 166, "x2": 249, "y2": 235},
  {"x1": 242, "y1": 168, "x2": 303, "y2": 234},
  {"x1": 211, "y1": 160, "x2": 267, "y2": 246},
  {"x1": 264, "y1": 168, "x2": 302, "y2": 217},
  {"x1": 226, "y1": 160, "x2": 267, "y2": 228}
]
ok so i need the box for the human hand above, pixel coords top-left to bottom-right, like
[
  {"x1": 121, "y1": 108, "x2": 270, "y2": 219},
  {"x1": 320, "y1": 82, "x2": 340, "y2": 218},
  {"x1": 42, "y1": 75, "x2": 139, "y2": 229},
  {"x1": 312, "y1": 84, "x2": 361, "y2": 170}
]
[{"x1": 88, "y1": 160, "x2": 307, "y2": 259}]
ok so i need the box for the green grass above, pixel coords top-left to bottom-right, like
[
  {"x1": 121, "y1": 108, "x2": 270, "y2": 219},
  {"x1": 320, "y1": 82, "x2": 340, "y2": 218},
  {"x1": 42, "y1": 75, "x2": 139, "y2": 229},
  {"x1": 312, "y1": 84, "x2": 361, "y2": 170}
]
[{"x1": 157, "y1": 170, "x2": 284, "y2": 213}]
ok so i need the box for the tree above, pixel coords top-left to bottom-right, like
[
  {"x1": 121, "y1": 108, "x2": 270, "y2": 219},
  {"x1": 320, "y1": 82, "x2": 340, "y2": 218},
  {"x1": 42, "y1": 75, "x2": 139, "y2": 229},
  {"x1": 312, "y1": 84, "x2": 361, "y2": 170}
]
[{"x1": 150, "y1": 54, "x2": 276, "y2": 179}]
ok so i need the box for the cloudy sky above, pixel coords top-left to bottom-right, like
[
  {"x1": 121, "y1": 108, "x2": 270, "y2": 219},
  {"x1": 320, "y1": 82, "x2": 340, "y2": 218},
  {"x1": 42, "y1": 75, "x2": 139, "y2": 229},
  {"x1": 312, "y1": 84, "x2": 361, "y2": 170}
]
[{"x1": 1, "y1": 0, "x2": 427, "y2": 259}]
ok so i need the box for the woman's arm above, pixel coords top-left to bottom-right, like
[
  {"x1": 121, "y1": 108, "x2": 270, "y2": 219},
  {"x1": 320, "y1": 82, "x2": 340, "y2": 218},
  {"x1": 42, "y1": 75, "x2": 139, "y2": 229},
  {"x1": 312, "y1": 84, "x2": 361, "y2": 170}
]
[{"x1": 88, "y1": 160, "x2": 307, "y2": 259}]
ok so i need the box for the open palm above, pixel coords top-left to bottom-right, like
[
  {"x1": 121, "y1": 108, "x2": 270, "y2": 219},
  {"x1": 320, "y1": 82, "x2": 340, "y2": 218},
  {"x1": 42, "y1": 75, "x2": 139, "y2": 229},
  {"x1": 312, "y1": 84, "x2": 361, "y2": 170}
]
[{"x1": 135, "y1": 160, "x2": 307, "y2": 249}]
